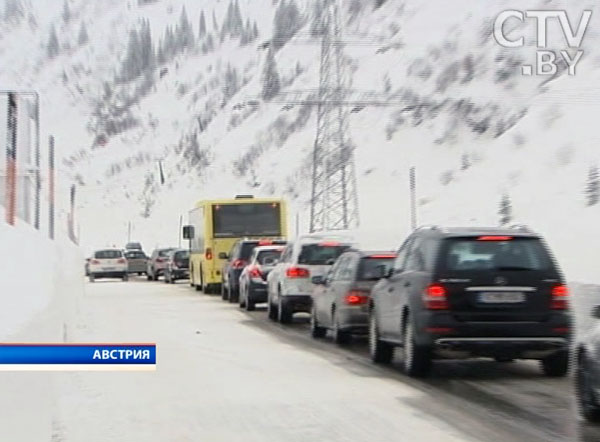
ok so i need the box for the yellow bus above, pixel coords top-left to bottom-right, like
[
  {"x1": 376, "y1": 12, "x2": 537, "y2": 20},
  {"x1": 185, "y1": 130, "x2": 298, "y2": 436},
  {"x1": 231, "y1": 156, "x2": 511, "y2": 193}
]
[{"x1": 183, "y1": 195, "x2": 288, "y2": 293}]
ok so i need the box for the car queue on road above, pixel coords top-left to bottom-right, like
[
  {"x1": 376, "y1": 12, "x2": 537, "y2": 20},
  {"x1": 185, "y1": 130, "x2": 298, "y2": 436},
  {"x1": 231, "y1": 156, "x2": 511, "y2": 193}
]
[{"x1": 84, "y1": 195, "x2": 600, "y2": 424}]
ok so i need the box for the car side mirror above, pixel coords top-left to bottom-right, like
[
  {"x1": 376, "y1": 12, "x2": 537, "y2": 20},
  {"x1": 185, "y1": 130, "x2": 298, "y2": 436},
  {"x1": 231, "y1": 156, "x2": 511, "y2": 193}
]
[
  {"x1": 592, "y1": 305, "x2": 600, "y2": 319},
  {"x1": 218, "y1": 252, "x2": 228, "y2": 260},
  {"x1": 312, "y1": 275, "x2": 325, "y2": 285},
  {"x1": 182, "y1": 225, "x2": 194, "y2": 239}
]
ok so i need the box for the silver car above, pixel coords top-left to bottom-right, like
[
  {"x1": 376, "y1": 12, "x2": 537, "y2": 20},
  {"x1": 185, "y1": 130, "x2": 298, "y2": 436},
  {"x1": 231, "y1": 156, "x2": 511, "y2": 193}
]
[{"x1": 266, "y1": 233, "x2": 355, "y2": 324}]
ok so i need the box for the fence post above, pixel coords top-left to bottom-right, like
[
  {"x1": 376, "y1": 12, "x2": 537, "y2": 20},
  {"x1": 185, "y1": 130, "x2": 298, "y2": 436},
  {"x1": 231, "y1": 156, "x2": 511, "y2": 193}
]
[
  {"x1": 5, "y1": 92, "x2": 17, "y2": 226},
  {"x1": 410, "y1": 167, "x2": 417, "y2": 231},
  {"x1": 49, "y1": 136, "x2": 55, "y2": 240}
]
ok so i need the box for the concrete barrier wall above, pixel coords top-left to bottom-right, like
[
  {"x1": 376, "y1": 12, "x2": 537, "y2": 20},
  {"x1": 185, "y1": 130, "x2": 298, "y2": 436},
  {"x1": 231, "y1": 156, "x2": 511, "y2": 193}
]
[{"x1": 0, "y1": 222, "x2": 83, "y2": 442}]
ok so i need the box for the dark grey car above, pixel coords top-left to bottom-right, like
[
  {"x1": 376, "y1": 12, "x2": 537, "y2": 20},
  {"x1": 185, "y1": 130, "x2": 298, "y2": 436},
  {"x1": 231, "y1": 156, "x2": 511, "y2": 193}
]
[{"x1": 310, "y1": 250, "x2": 396, "y2": 344}]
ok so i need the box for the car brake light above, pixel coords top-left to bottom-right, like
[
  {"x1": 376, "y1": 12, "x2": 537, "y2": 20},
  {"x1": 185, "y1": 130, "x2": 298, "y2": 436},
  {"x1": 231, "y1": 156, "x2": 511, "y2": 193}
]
[
  {"x1": 319, "y1": 241, "x2": 340, "y2": 246},
  {"x1": 368, "y1": 255, "x2": 396, "y2": 259},
  {"x1": 232, "y1": 259, "x2": 247, "y2": 269},
  {"x1": 551, "y1": 284, "x2": 569, "y2": 309},
  {"x1": 423, "y1": 283, "x2": 449, "y2": 310},
  {"x1": 286, "y1": 267, "x2": 310, "y2": 278},
  {"x1": 156, "y1": 258, "x2": 164, "y2": 263},
  {"x1": 117, "y1": 258, "x2": 126, "y2": 264},
  {"x1": 477, "y1": 236, "x2": 513, "y2": 241},
  {"x1": 91, "y1": 259, "x2": 100, "y2": 265},
  {"x1": 249, "y1": 266, "x2": 263, "y2": 278},
  {"x1": 344, "y1": 290, "x2": 369, "y2": 305},
  {"x1": 258, "y1": 240, "x2": 272, "y2": 245},
  {"x1": 206, "y1": 248, "x2": 213, "y2": 260}
]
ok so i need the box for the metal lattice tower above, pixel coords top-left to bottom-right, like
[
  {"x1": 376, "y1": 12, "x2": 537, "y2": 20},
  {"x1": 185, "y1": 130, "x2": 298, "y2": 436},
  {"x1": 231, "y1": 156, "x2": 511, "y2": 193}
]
[{"x1": 310, "y1": 0, "x2": 359, "y2": 233}]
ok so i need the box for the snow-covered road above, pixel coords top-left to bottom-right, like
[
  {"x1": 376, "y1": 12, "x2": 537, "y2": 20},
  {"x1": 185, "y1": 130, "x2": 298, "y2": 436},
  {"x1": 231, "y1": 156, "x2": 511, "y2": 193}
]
[{"x1": 51, "y1": 278, "x2": 600, "y2": 442}]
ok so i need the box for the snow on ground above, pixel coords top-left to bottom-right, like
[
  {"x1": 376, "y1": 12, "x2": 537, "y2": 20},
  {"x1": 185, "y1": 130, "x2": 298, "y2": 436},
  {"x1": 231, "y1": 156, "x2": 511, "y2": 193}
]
[{"x1": 2, "y1": 0, "x2": 600, "y2": 283}]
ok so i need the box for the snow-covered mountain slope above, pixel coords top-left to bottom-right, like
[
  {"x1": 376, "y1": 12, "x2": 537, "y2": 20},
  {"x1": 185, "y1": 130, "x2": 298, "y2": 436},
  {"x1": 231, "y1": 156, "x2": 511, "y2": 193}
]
[{"x1": 2, "y1": 0, "x2": 600, "y2": 282}]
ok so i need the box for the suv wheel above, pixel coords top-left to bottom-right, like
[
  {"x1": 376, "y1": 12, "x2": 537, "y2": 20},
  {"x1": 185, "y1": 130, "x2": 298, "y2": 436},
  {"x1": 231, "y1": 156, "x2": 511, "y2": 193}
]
[
  {"x1": 152, "y1": 268, "x2": 159, "y2": 281},
  {"x1": 146, "y1": 270, "x2": 152, "y2": 281},
  {"x1": 229, "y1": 286, "x2": 238, "y2": 303},
  {"x1": 239, "y1": 288, "x2": 246, "y2": 309},
  {"x1": 122, "y1": 273, "x2": 129, "y2": 282},
  {"x1": 245, "y1": 295, "x2": 255, "y2": 312},
  {"x1": 267, "y1": 294, "x2": 278, "y2": 321},
  {"x1": 221, "y1": 282, "x2": 228, "y2": 300},
  {"x1": 541, "y1": 350, "x2": 569, "y2": 377},
  {"x1": 401, "y1": 315, "x2": 431, "y2": 378},
  {"x1": 310, "y1": 305, "x2": 326, "y2": 338},
  {"x1": 89, "y1": 274, "x2": 95, "y2": 283},
  {"x1": 577, "y1": 352, "x2": 600, "y2": 422},
  {"x1": 278, "y1": 296, "x2": 292, "y2": 324},
  {"x1": 332, "y1": 309, "x2": 351, "y2": 345},
  {"x1": 368, "y1": 312, "x2": 393, "y2": 364}
]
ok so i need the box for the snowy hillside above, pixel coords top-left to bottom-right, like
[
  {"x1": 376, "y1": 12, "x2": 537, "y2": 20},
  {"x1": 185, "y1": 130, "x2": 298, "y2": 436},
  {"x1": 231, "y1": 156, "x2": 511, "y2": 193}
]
[{"x1": 1, "y1": 0, "x2": 600, "y2": 282}]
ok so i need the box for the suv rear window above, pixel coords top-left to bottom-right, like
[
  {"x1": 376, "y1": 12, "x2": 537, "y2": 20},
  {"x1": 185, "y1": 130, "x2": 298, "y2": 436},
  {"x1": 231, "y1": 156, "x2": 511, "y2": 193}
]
[
  {"x1": 358, "y1": 256, "x2": 395, "y2": 280},
  {"x1": 257, "y1": 249, "x2": 282, "y2": 265},
  {"x1": 240, "y1": 242, "x2": 259, "y2": 260},
  {"x1": 441, "y1": 237, "x2": 554, "y2": 271},
  {"x1": 95, "y1": 250, "x2": 122, "y2": 259},
  {"x1": 125, "y1": 251, "x2": 145, "y2": 259},
  {"x1": 298, "y1": 244, "x2": 351, "y2": 265},
  {"x1": 174, "y1": 250, "x2": 189, "y2": 260}
]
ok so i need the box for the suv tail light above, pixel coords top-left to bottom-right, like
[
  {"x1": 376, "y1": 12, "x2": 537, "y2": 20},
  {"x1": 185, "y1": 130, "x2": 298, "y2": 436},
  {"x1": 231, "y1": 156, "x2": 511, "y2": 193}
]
[
  {"x1": 344, "y1": 290, "x2": 369, "y2": 305},
  {"x1": 232, "y1": 259, "x2": 247, "y2": 269},
  {"x1": 156, "y1": 257, "x2": 165, "y2": 263},
  {"x1": 248, "y1": 266, "x2": 263, "y2": 279},
  {"x1": 551, "y1": 284, "x2": 569, "y2": 309},
  {"x1": 91, "y1": 259, "x2": 100, "y2": 265},
  {"x1": 117, "y1": 258, "x2": 126, "y2": 264},
  {"x1": 423, "y1": 283, "x2": 449, "y2": 310},
  {"x1": 205, "y1": 248, "x2": 213, "y2": 260},
  {"x1": 286, "y1": 267, "x2": 310, "y2": 278}
]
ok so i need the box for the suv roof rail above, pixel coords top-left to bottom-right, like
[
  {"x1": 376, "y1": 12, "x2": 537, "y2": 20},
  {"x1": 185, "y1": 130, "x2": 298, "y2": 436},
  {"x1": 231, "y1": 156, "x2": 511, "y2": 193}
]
[
  {"x1": 509, "y1": 224, "x2": 533, "y2": 232},
  {"x1": 415, "y1": 225, "x2": 440, "y2": 231}
]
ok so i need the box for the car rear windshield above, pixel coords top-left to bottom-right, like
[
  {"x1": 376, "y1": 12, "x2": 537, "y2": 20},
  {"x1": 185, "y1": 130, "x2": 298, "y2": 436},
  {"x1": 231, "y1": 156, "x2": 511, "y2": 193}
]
[
  {"x1": 125, "y1": 251, "x2": 145, "y2": 259},
  {"x1": 298, "y1": 244, "x2": 351, "y2": 265},
  {"x1": 358, "y1": 256, "x2": 395, "y2": 280},
  {"x1": 158, "y1": 249, "x2": 174, "y2": 257},
  {"x1": 256, "y1": 249, "x2": 282, "y2": 265},
  {"x1": 240, "y1": 243, "x2": 259, "y2": 260},
  {"x1": 94, "y1": 250, "x2": 122, "y2": 259},
  {"x1": 441, "y1": 237, "x2": 555, "y2": 272},
  {"x1": 174, "y1": 251, "x2": 189, "y2": 260}
]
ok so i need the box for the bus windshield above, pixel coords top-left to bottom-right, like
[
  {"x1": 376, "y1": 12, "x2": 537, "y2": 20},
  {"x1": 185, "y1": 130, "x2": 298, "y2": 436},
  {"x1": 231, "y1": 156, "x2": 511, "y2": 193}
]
[{"x1": 212, "y1": 203, "x2": 281, "y2": 237}]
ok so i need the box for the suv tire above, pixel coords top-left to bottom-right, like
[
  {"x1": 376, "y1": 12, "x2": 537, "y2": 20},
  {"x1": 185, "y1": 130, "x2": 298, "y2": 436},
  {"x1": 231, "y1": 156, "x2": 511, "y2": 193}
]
[
  {"x1": 369, "y1": 312, "x2": 393, "y2": 364},
  {"x1": 267, "y1": 295, "x2": 278, "y2": 321},
  {"x1": 332, "y1": 309, "x2": 351, "y2": 345},
  {"x1": 577, "y1": 352, "x2": 600, "y2": 422},
  {"x1": 278, "y1": 296, "x2": 292, "y2": 324},
  {"x1": 541, "y1": 350, "x2": 569, "y2": 377},
  {"x1": 402, "y1": 314, "x2": 432, "y2": 378},
  {"x1": 310, "y1": 305, "x2": 327, "y2": 338}
]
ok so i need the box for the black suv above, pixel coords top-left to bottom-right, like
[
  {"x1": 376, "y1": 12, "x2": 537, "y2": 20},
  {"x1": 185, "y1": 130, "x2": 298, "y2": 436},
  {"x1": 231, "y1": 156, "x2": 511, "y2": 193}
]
[
  {"x1": 368, "y1": 225, "x2": 572, "y2": 378},
  {"x1": 220, "y1": 238, "x2": 287, "y2": 303}
]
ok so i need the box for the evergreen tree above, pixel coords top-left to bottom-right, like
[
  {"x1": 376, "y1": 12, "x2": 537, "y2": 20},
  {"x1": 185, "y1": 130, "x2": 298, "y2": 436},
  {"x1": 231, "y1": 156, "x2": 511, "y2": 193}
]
[
  {"x1": 230, "y1": 0, "x2": 244, "y2": 37},
  {"x1": 4, "y1": 0, "x2": 24, "y2": 23},
  {"x1": 177, "y1": 6, "x2": 194, "y2": 50},
  {"x1": 240, "y1": 18, "x2": 253, "y2": 45},
  {"x1": 586, "y1": 165, "x2": 600, "y2": 206},
  {"x1": 273, "y1": 0, "x2": 302, "y2": 50},
  {"x1": 78, "y1": 22, "x2": 89, "y2": 45},
  {"x1": 62, "y1": 0, "x2": 71, "y2": 23},
  {"x1": 139, "y1": 20, "x2": 155, "y2": 71},
  {"x1": 498, "y1": 194, "x2": 512, "y2": 226},
  {"x1": 120, "y1": 28, "x2": 142, "y2": 81},
  {"x1": 261, "y1": 49, "x2": 281, "y2": 101},
  {"x1": 212, "y1": 10, "x2": 219, "y2": 32},
  {"x1": 47, "y1": 25, "x2": 60, "y2": 58},
  {"x1": 461, "y1": 153, "x2": 470, "y2": 170},
  {"x1": 253, "y1": 21, "x2": 259, "y2": 39},
  {"x1": 221, "y1": 1, "x2": 233, "y2": 39},
  {"x1": 310, "y1": 0, "x2": 327, "y2": 37},
  {"x1": 198, "y1": 10, "x2": 207, "y2": 38},
  {"x1": 223, "y1": 64, "x2": 239, "y2": 101},
  {"x1": 202, "y1": 32, "x2": 215, "y2": 53}
]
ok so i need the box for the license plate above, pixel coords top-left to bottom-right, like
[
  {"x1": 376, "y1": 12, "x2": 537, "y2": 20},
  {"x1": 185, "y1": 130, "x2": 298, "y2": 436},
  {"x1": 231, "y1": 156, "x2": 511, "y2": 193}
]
[
  {"x1": 478, "y1": 292, "x2": 525, "y2": 303},
  {"x1": 102, "y1": 267, "x2": 116, "y2": 271}
]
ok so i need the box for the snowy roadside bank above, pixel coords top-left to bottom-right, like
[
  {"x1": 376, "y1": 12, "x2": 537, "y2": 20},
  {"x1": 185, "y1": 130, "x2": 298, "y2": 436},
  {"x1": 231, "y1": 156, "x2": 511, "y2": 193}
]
[{"x1": 0, "y1": 221, "x2": 83, "y2": 442}]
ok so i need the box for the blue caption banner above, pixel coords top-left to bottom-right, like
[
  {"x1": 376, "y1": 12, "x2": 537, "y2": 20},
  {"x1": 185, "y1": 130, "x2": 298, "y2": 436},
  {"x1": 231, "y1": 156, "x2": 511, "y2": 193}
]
[{"x1": 0, "y1": 344, "x2": 156, "y2": 364}]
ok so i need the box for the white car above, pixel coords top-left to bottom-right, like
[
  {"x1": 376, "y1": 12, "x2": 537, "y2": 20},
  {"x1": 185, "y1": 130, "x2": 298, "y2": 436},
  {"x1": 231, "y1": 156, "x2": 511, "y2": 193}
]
[
  {"x1": 88, "y1": 249, "x2": 129, "y2": 282},
  {"x1": 266, "y1": 233, "x2": 355, "y2": 324}
]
